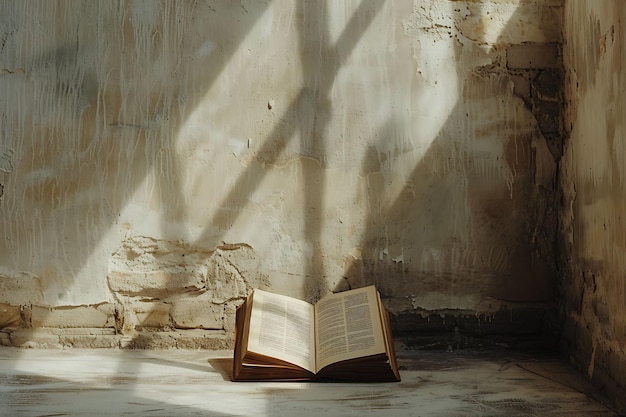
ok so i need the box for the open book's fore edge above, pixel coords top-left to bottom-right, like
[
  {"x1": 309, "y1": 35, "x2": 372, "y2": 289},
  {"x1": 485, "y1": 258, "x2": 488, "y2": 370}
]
[
  {"x1": 382, "y1": 308, "x2": 401, "y2": 382},
  {"x1": 232, "y1": 302, "x2": 246, "y2": 381},
  {"x1": 378, "y1": 292, "x2": 401, "y2": 382}
]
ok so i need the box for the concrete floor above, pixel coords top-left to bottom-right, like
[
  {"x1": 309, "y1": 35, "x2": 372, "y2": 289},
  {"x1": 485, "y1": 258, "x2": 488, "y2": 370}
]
[{"x1": 0, "y1": 347, "x2": 619, "y2": 416}]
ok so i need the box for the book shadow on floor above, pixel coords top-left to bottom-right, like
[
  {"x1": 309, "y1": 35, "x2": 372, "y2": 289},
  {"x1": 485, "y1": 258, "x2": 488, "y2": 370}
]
[{"x1": 208, "y1": 358, "x2": 234, "y2": 381}]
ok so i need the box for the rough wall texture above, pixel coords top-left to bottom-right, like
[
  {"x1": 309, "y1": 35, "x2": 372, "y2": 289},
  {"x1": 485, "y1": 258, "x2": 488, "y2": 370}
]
[
  {"x1": 0, "y1": 0, "x2": 562, "y2": 348},
  {"x1": 560, "y1": 0, "x2": 626, "y2": 409}
]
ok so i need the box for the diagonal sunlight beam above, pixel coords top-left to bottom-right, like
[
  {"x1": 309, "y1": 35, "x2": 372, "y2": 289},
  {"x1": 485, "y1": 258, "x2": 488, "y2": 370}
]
[
  {"x1": 191, "y1": 1, "x2": 388, "y2": 287},
  {"x1": 353, "y1": 0, "x2": 528, "y2": 303},
  {"x1": 0, "y1": 0, "x2": 275, "y2": 306}
]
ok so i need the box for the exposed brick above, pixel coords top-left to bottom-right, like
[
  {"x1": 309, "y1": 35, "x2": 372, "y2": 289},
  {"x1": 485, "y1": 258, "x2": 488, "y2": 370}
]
[
  {"x1": 507, "y1": 43, "x2": 559, "y2": 69},
  {"x1": 107, "y1": 239, "x2": 266, "y2": 336},
  {"x1": 60, "y1": 331, "x2": 119, "y2": 348},
  {"x1": 533, "y1": 69, "x2": 562, "y2": 100},
  {"x1": 205, "y1": 246, "x2": 265, "y2": 303},
  {"x1": 124, "y1": 331, "x2": 178, "y2": 349},
  {"x1": 0, "y1": 274, "x2": 41, "y2": 305},
  {"x1": 533, "y1": 100, "x2": 561, "y2": 133},
  {"x1": 3, "y1": 327, "x2": 233, "y2": 349},
  {"x1": 31, "y1": 303, "x2": 115, "y2": 328},
  {"x1": 52, "y1": 328, "x2": 116, "y2": 336},
  {"x1": 9, "y1": 329, "x2": 64, "y2": 348},
  {"x1": 511, "y1": 75, "x2": 531, "y2": 99},
  {"x1": 108, "y1": 271, "x2": 206, "y2": 297},
  {"x1": 108, "y1": 239, "x2": 265, "y2": 301},
  {"x1": 174, "y1": 329, "x2": 231, "y2": 350},
  {"x1": 121, "y1": 329, "x2": 230, "y2": 349},
  {"x1": 170, "y1": 298, "x2": 224, "y2": 330},
  {"x1": 131, "y1": 300, "x2": 171, "y2": 329},
  {"x1": 0, "y1": 304, "x2": 21, "y2": 328},
  {"x1": 22, "y1": 305, "x2": 32, "y2": 327}
]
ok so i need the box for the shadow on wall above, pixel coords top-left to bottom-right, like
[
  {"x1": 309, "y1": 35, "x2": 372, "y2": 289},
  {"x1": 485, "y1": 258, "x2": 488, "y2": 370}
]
[
  {"x1": 0, "y1": 0, "x2": 387, "y2": 343},
  {"x1": 0, "y1": 0, "x2": 563, "y2": 347},
  {"x1": 0, "y1": 0, "x2": 284, "y2": 347},
  {"x1": 0, "y1": 1, "x2": 272, "y2": 302},
  {"x1": 340, "y1": 1, "x2": 563, "y2": 312},
  {"x1": 186, "y1": 0, "x2": 389, "y2": 301}
]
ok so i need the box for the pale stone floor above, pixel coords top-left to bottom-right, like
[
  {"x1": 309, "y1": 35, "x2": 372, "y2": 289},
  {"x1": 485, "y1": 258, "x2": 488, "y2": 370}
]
[{"x1": 0, "y1": 347, "x2": 620, "y2": 416}]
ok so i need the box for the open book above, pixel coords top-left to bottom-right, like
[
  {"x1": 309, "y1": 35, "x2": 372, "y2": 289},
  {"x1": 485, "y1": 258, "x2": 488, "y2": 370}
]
[{"x1": 232, "y1": 285, "x2": 400, "y2": 382}]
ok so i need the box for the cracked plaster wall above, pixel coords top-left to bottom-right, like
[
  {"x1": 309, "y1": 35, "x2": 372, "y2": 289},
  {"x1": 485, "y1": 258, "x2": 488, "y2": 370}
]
[
  {"x1": 0, "y1": 0, "x2": 563, "y2": 346},
  {"x1": 560, "y1": 0, "x2": 626, "y2": 407}
]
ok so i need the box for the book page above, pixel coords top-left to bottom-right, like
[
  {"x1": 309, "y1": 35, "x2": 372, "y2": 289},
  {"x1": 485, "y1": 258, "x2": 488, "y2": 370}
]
[
  {"x1": 247, "y1": 289, "x2": 316, "y2": 373},
  {"x1": 315, "y1": 286, "x2": 386, "y2": 371}
]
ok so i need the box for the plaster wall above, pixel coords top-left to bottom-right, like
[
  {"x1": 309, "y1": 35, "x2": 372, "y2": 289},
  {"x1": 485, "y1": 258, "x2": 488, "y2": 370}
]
[
  {"x1": 0, "y1": 0, "x2": 562, "y2": 346},
  {"x1": 560, "y1": 0, "x2": 626, "y2": 407}
]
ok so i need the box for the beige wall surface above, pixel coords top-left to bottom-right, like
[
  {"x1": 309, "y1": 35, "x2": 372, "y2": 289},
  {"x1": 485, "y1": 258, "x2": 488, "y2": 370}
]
[
  {"x1": 561, "y1": 0, "x2": 626, "y2": 406},
  {"x1": 0, "y1": 1, "x2": 561, "y2": 335}
]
